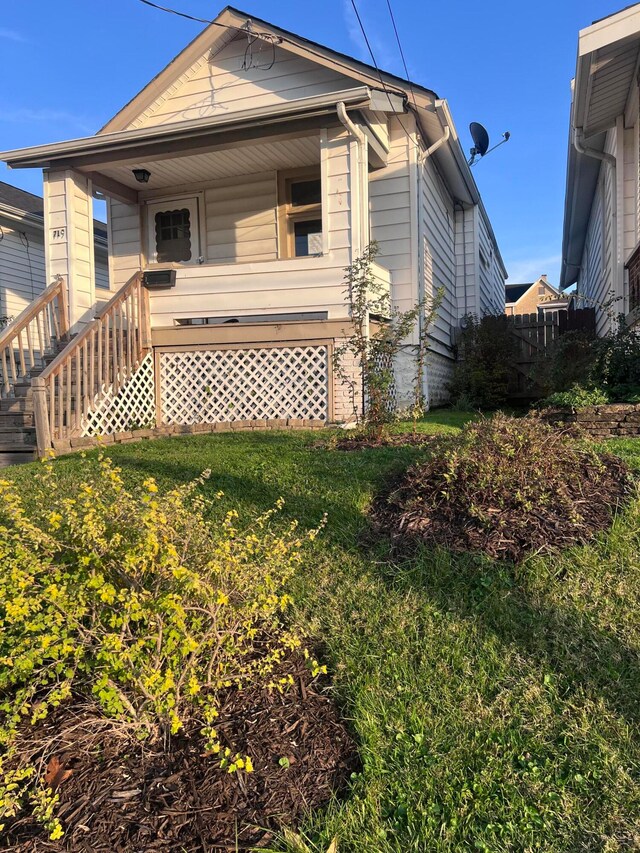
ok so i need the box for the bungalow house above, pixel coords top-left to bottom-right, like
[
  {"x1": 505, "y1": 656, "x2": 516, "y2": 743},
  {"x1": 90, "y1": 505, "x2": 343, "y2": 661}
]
[
  {"x1": 0, "y1": 6, "x2": 506, "y2": 457},
  {"x1": 0, "y1": 181, "x2": 108, "y2": 323},
  {"x1": 561, "y1": 2, "x2": 640, "y2": 334},
  {"x1": 505, "y1": 275, "x2": 569, "y2": 317}
]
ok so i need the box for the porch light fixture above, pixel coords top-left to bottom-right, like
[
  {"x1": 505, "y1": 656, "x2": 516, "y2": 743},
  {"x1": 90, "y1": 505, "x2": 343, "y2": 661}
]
[{"x1": 132, "y1": 168, "x2": 151, "y2": 184}]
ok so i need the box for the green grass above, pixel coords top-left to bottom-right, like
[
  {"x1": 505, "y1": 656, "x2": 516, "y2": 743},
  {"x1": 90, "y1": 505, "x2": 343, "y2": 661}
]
[{"x1": 5, "y1": 409, "x2": 640, "y2": 852}]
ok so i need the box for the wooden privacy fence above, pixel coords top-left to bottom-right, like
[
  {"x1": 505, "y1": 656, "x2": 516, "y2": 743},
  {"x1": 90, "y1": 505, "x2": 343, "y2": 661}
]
[
  {"x1": 0, "y1": 278, "x2": 68, "y2": 399},
  {"x1": 507, "y1": 307, "x2": 597, "y2": 399},
  {"x1": 32, "y1": 272, "x2": 152, "y2": 455}
]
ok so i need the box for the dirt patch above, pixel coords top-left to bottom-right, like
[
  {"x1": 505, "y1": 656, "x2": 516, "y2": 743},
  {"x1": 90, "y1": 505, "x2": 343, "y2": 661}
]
[
  {"x1": 371, "y1": 416, "x2": 635, "y2": 563},
  {"x1": 329, "y1": 433, "x2": 438, "y2": 451},
  {"x1": 4, "y1": 654, "x2": 357, "y2": 852}
]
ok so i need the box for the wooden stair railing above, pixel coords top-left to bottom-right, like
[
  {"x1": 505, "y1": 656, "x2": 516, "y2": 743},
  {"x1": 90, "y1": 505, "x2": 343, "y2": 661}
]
[
  {"x1": 0, "y1": 277, "x2": 69, "y2": 400},
  {"x1": 32, "y1": 272, "x2": 151, "y2": 456}
]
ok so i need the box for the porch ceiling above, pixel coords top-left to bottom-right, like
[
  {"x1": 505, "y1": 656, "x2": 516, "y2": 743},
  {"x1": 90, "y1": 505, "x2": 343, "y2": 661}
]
[{"x1": 93, "y1": 134, "x2": 320, "y2": 190}]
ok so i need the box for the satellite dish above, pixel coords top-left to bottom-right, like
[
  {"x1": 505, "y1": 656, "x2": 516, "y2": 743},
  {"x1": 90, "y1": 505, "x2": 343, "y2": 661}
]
[{"x1": 469, "y1": 122, "x2": 490, "y2": 165}]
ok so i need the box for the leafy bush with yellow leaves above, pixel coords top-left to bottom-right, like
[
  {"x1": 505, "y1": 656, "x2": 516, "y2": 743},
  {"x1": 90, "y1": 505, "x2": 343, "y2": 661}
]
[{"x1": 0, "y1": 454, "x2": 319, "y2": 837}]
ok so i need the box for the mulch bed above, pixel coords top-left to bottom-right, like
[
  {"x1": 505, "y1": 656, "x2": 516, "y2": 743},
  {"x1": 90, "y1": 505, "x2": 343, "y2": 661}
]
[
  {"x1": 371, "y1": 424, "x2": 635, "y2": 563},
  {"x1": 330, "y1": 433, "x2": 438, "y2": 451},
  {"x1": 4, "y1": 654, "x2": 357, "y2": 852}
]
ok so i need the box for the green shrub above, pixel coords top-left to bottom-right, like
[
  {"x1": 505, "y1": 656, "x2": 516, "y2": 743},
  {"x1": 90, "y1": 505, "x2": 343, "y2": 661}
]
[
  {"x1": 606, "y1": 383, "x2": 640, "y2": 403},
  {"x1": 449, "y1": 314, "x2": 517, "y2": 410},
  {"x1": 540, "y1": 384, "x2": 609, "y2": 409},
  {"x1": 0, "y1": 454, "x2": 320, "y2": 838},
  {"x1": 591, "y1": 316, "x2": 640, "y2": 390}
]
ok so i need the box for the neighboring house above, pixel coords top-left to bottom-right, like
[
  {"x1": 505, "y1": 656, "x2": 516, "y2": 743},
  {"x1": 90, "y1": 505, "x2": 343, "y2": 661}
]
[
  {"x1": 561, "y1": 2, "x2": 640, "y2": 334},
  {"x1": 0, "y1": 5, "x2": 506, "y2": 456},
  {"x1": 0, "y1": 181, "x2": 109, "y2": 323},
  {"x1": 505, "y1": 275, "x2": 570, "y2": 317}
]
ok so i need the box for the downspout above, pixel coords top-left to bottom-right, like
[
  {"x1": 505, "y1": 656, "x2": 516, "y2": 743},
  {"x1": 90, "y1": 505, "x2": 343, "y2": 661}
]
[
  {"x1": 337, "y1": 101, "x2": 369, "y2": 419},
  {"x1": 417, "y1": 102, "x2": 451, "y2": 408},
  {"x1": 336, "y1": 101, "x2": 367, "y2": 256},
  {"x1": 573, "y1": 127, "x2": 615, "y2": 167}
]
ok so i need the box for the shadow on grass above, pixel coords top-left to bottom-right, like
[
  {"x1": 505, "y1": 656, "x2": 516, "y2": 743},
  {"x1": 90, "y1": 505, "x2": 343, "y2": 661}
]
[{"x1": 374, "y1": 539, "x2": 640, "y2": 729}]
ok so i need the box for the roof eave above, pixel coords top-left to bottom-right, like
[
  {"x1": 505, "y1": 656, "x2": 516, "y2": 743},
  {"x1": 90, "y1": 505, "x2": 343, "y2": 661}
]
[
  {"x1": 562, "y1": 4, "x2": 640, "y2": 288},
  {"x1": 0, "y1": 87, "x2": 373, "y2": 169}
]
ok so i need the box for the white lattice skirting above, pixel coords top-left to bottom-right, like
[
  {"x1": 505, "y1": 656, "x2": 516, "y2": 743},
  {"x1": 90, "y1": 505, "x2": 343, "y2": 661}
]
[
  {"x1": 82, "y1": 353, "x2": 156, "y2": 436},
  {"x1": 159, "y1": 346, "x2": 328, "y2": 424}
]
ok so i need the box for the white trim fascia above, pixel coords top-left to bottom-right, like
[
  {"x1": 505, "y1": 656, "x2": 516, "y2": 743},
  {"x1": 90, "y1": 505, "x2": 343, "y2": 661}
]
[
  {"x1": 579, "y1": 5, "x2": 640, "y2": 56},
  {"x1": 0, "y1": 87, "x2": 373, "y2": 168}
]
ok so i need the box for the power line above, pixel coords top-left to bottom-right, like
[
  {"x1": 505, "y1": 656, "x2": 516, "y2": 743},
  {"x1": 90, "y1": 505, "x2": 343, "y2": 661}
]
[
  {"x1": 136, "y1": 0, "x2": 278, "y2": 42},
  {"x1": 384, "y1": 0, "x2": 419, "y2": 114},
  {"x1": 136, "y1": 0, "x2": 422, "y2": 153},
  {"x1": 347, "y1": 0, "x2": 420, "y2": 153}
]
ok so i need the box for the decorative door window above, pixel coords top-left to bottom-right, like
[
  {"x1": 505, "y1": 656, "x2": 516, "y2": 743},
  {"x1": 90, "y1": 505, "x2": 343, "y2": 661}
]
[{"x1": 147, "y1": 198, "x2": 200, "y2": 264}]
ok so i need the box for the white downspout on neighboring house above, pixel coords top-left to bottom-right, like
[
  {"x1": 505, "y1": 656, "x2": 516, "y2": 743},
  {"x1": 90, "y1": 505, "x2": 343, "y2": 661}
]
[{"x1": 573, "y1": 126, "x2": 622, "y2": 311}]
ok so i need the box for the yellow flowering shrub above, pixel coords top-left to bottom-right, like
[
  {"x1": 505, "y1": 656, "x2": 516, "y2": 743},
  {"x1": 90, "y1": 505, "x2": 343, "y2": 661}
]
[{"x1": 0, "y1": 454, "x2": 319, "y2": 836}]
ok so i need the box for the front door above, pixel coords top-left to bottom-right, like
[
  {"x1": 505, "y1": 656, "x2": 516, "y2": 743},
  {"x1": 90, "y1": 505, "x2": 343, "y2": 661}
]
[{"x1": 146, "y1": 197, "x2": 200, "y2": 264}]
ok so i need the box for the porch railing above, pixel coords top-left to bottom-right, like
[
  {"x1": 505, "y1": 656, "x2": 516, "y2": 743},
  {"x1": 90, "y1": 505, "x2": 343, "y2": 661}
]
[
  {"x1": 0, "y1": 277, "x2": 69, "y2": 399},
  {"x1": 32, "y1": 272, "x2": 151, "y2": 455}
]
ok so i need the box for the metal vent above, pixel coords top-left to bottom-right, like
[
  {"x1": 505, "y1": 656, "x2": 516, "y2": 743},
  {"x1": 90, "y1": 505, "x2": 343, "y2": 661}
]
[{"x1": 143, "y1": 269, "x2": 176, "y2": 289}]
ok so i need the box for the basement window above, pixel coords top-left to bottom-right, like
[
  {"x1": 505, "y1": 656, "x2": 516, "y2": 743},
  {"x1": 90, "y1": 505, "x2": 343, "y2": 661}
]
[{"x1": 278, "y1": 169, "x2": 323, "y2": 258}]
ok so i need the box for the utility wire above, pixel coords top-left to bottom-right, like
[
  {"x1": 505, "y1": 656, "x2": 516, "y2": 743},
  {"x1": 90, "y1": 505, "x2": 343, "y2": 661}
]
[
  {"x1": 136, "y1": 0, "x2": 422, "y2": 153},
  {"x1": 347, "y1": 0, "x2": 420, "y2": 153},
  {"x1": 384, "y1": 0, "x2": 419, "y2": 114}
]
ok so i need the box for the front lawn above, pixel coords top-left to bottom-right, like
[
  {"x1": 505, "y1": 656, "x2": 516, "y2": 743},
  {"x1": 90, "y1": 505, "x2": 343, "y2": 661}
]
[{"x1": 5, "y1": 411, "x2": 640, "y2": 851}]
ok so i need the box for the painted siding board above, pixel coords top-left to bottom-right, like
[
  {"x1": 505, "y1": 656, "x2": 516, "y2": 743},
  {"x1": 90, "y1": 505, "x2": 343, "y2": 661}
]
[{"x1": 129, "y1": 35, "x2": 355, "y2": 130}]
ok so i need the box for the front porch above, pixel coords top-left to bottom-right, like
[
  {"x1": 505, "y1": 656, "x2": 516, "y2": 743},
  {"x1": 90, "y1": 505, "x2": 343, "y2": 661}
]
[{"x1": 0, "y1": 86, "x2": 400, "y2": 455}]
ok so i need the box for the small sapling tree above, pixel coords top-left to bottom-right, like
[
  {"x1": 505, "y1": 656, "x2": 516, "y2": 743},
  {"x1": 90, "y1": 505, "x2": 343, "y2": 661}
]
[{"x1": 333, "y1": 243, "x2": 442, "y2": 439}]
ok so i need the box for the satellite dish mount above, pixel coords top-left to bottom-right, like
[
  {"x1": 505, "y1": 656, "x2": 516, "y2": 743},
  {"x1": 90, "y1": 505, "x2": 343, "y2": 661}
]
[{"x1": 468, "y1": 122, "x2": 511, "y2": 166}]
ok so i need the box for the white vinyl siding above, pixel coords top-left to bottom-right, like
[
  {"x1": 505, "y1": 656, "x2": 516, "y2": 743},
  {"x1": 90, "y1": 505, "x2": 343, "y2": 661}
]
[
  {"x1": 204, "y1": 172, "x2": 277, "y2": 263},
  {"x1": 108, "y1": 199, "x2": 143, "y2": 290},
  {"x1": 325, "y1": 126, "x2": 351, "y2": 260},
  {"x1": 419, "y1": 153, "x2": 456, "y2": 358},
  {"x1": 623, "y1": 124, "x2": 638, "y2": 258},
  {"x1": 478, "y1": 208, "x2": 505, "y2": 315},
  {"x1": 43, "y1": 169, "x2": 96, "y2": 326},
  {"x1": 129, "y1": 36, "x2": 355, "y2": 130},
  {"x1": 576, "y1": 128, "x2": 616, "y2": 334},
  {"x1": 369, "y1": 117, "x2": 414, "y2": 314},
  {"x1": 454, "y1": 205, "x2": 477, "y2": 318},
  {"x1": 0, "y1": 224, "x2": 46, "y2": 319},
  {"x1": 148, "y1": 259, "x2": 352, "y2": 326}
]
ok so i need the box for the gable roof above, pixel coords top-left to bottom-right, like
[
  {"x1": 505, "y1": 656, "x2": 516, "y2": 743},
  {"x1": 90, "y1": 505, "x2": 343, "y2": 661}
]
[
  {"x1": 100, "y1": 5, "x2": 438, "y2": 134},
  {"x1": 505, "y1": 278, "x2": 562, "y2": 305},
  {"x1": 505, "y1": 283, "x2": 533, "y2": 303},
  {"x1": 0, "y1": 180, "x2": 107, "y2": 241},
  {"x1": 0, "y1": 6, "x2": 506, "y2": 277}
]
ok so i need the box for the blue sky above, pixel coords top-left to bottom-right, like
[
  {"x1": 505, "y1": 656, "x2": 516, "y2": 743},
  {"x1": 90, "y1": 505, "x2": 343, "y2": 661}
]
[{"x1": 0, "y1": 0, "x2": 630, "y2": 284}]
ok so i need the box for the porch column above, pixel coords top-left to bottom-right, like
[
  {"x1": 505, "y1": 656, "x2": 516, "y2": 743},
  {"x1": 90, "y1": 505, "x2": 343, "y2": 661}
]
[
  {"x1": 43, "y1": 169, "x2": 96, "y2": 330},
  {"x1": 322, "y1": 127, "x2": 355, "y2": 265}
]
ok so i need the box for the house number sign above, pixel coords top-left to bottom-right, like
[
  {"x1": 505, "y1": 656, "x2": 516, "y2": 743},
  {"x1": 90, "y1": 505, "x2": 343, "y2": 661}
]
[{"x1": 51, "y1": 228, "x2": 66, "y2": 241}]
